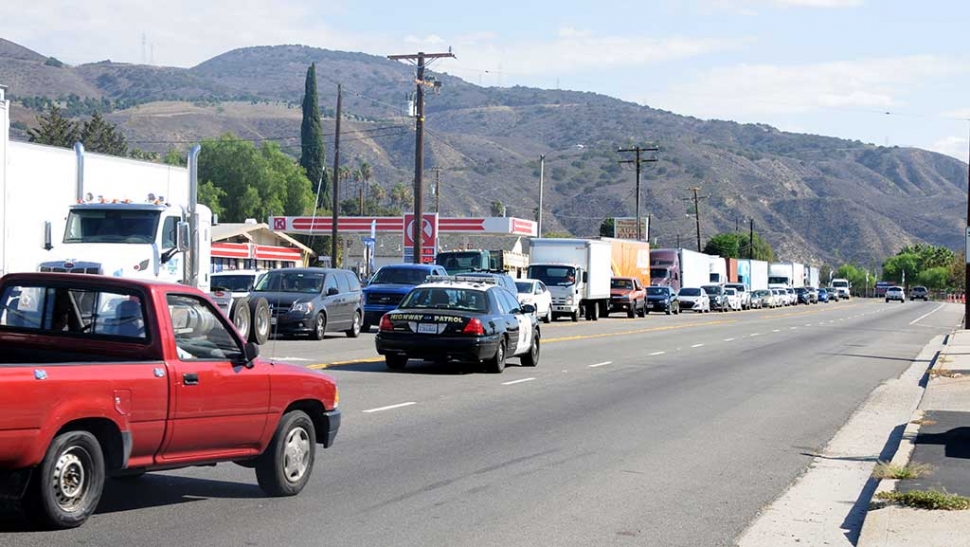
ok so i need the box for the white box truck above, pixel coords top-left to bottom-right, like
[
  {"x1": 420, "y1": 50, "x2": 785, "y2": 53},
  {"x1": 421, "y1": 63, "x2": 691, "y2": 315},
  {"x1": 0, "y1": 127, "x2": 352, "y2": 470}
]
[{"x1": 528, "y1": 238, "x2": 612, "y2": 322}]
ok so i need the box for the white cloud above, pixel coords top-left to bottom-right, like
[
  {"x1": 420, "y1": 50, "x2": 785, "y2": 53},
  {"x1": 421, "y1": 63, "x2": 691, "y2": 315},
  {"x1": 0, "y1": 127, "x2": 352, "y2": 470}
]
[
  {"x1": 929, "y1": 135, "x2": 969, "y2": 163},
  {"x1": 772, "y1": 0, "x2": 863, "y2": 6},
  {"x1": 710, "y1": 0, "x2": 862, "y2": 11},
  {"x1": 943, "y1": 108, "x2": 970, "y2": 120},
  {"x1": 645, "y1": 56, "x2": 963, "y2": 120}
]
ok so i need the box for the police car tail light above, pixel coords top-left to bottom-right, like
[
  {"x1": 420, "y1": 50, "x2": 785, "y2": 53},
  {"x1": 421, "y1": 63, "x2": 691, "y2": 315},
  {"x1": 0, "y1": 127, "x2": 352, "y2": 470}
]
[
  {"x1": 462, "y1": 318, "x2": 484, "y2": 335},
  {"x1": 379, "y1": 314, "x2": 394, "y2": 331}
]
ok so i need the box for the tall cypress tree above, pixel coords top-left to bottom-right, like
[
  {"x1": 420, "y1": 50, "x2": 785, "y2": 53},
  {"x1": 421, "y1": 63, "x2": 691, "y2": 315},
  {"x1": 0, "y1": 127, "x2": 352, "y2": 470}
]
[{"x1": 300, "y1": 63, "x2": 327, "y2": 207}]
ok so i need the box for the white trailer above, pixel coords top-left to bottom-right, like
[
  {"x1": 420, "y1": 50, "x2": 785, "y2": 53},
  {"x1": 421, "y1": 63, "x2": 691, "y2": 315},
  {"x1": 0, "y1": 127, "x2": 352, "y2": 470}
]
[
  {"x1": 708, "y1": 256, "x2": 728, "y2": 285},
  {"x1": 792, "y1": 263, "x2": 806, "y2": 288},
  {"x1": 528, "y1": 238, "x2": 612, "y2": 321},
  {"x1": 768, "y1": 262, "x2": 795, "y2": 288},
  {"x1": 807, "y1": 267, "x2": 820, "y2": 288},
  {"x1": 737, "y1": 259, "x2": 769, "y2": 291}
]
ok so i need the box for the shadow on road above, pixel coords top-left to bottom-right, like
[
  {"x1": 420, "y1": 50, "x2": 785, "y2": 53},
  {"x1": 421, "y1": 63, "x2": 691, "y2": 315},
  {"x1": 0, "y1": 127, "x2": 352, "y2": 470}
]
[{"x1": 0, "y1": 475, "x2": 264, "y2": 532}]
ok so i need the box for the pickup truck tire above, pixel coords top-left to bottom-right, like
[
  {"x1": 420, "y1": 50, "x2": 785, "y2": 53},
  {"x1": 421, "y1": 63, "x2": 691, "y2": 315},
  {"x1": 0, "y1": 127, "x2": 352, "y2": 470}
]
[
  {"x1": 626, "y1": 307, "x2": 635, "y2": 318},
  {"x1": 521, "y1": 333, "x2": 540, "y2": 367},
  {"x1": 26, "y1": 430, "x2": 105, "y2": 530},
  {"x1": 345, "y1": 311, "x2": 362, "y2": 338},
  {"x1": 312, "y1": 313, "x2": 327, "y2": 341},
  {"x1": 637, "y1": 301, "x2": 646, "y2": 317},
  {"x1": 485, "y1": 339, "x2": 506, "y2": 373},
  {"x1": 255, "y1": 411, "x2": 316, "y2": 497},
  {"x1": 249, "y1": 298, "x2": 271, "y2": 345},
  {"x1": 231, "y1": 298, "x2": 252, "y2": 342}
]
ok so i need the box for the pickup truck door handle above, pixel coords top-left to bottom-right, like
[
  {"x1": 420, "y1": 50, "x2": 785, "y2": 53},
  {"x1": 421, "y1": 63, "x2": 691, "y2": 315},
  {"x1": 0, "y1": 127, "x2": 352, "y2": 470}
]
[{"x1": 183, "y1": 373, "x2": 199, "y2": 386}]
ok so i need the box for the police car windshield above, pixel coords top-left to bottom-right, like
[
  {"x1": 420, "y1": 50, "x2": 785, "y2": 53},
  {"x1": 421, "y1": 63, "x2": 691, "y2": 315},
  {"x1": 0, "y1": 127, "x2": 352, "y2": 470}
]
[
  {"x1": 370, "y1": 267, "x2": 430, "y2": 285},
  {"x1": 400, "y1": 287, "x2": 488, "y2": 313}
]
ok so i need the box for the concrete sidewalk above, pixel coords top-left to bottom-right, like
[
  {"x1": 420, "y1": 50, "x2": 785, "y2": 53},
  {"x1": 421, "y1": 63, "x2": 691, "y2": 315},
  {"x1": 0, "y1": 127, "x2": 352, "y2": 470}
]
[{"x1": 858, "y1": 330, "x2": 970, "y2": 547}]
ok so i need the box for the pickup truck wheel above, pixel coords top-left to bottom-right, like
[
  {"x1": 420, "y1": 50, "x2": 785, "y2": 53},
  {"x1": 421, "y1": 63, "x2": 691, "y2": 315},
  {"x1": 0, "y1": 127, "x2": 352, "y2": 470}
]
[
  {"x1": 231, "y1": 298, "x2": 252, "y2": 342},
  {"x1": 485, "y1": 339, "x2": 506, "y2": 373},
  {"x1": 27, "y1": 430, "x2": 105, "y2": 530},
  {"x1": 626, "y1": 307, "x2": 635, "y2": 318},
  {"x1": 256, "y1": 411, "x2": 316, "y2": 497},
  {"x1": 345, "y1": 311, "x2": 362, "y2": 338},
  {"x1": 312, "y1": 313, "x2": 327, "y2": 341},
  {"x1": 521, "y1": 334, "x2": 540, "y2": 367},
  {"x1": 386, "y1": 354, "x2": 408, "y2": 370},
  {"x1": 637, "y1": 301, "x2": 646, "y2": 317},
  {"x1": 249, "y1": 298, "x2": 271, "y2": 345}
]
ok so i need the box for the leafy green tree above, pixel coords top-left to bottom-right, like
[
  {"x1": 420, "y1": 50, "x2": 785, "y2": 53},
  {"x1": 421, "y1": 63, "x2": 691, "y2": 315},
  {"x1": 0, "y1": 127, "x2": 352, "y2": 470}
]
[
  {"x1": 917, "y1": 267, "x2": 950, "y2": 290},
  {"x1": 882, "y1": 253, "x2": 920, "y2": 286},
  {"x1": 543, "y1": 231, "x2": 573, "y2": 238},
  {"x1": 390, "y1": 182, "x2": 412, "y2": 210},
  {"x1": 79, "y1": 111, "x2": 127, "y2": 156},
  {"x1": 703, "y1": 232, "x2": 774, "y2": 261},
  {"x1": 128, "y1": 148, "x2": 159, "y2": 162},
  {"x1": 834, "y1": 264, "x2": 869, "y2": 292},
  {"x1": 198, "y1": 134, "x2": 314, "y2": 223},
  {"x1": 27, "y1": 104, "x2": 78, "y2": 148},
  {"x1": 162, "y1": 149, "x2": 185, "y2": 166},
  {"x1": 299, "y1": 63, "x2": 327, "y2": 205},
  {"x1": 599, "y1": 217, "x2": 614, "y2": 237},
  {"x1": 490, "y1": 201, "x2": 506, "y2": 217}
]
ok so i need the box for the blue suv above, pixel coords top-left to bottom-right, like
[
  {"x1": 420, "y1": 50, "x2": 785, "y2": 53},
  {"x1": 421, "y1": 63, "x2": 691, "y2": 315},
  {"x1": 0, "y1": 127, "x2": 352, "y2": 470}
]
[{"x1": 362, "y1": 264, "x2": 448, "y2": 331}]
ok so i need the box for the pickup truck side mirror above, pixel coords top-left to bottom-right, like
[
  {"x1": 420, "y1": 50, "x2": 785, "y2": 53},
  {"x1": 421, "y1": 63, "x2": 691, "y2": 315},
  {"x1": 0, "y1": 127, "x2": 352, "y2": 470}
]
[{"x1": 242, "y1": 342, "x2": 259, "y2": 368}]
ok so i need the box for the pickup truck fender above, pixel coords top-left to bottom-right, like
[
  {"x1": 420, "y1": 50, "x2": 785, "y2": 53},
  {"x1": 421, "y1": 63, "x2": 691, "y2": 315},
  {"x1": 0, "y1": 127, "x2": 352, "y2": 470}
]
[
  {"x1": 15, "y1": 397, "x2": 129, "y2": 471},
  {"x1": 265, "y1": 363, "x2": 339, "y2": 448}
]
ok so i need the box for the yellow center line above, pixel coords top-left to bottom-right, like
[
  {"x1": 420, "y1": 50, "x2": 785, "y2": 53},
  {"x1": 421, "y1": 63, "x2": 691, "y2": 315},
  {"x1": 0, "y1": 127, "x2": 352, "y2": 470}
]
[{"x1": 306, "y1": 357, "x2": 385, "y2": 370}]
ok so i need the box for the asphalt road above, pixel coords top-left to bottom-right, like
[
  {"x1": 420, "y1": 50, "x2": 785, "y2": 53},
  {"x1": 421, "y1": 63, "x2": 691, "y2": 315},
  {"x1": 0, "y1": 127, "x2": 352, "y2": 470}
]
[{"x1": 2, "y1": 299, "x2": 961, "y2": 547}]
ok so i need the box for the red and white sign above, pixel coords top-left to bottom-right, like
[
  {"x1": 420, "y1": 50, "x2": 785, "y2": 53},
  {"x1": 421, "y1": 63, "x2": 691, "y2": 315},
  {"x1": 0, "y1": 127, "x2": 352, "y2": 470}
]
[
  {"x1": 403, "y1": 213, "x2": 438, "y2": 247},
  {"x1": 273, "y1": 217, "x2": 288, "y2": 231},
  {"x1": 271, "y1": 215, "x2": 535, "y2": 237}
]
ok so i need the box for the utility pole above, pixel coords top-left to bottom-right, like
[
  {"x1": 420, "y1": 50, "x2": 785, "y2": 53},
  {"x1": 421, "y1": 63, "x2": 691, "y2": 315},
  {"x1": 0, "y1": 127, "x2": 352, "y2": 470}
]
[
  {"x1": 432, "y1": 167, "x2": 441, "y2": 213},
  {"x1": 683, "y1": 187, "x2": 709, "y2": 252},
  {"x1": 388, "y1": 50, "x2": 456, "y2": 263},
  {"x1": 965, "y1": 121, "x2": 970, "y2": 328},
  {"x1": 331, "y1": 83, "x2": 342, "y2": 267},
  {"x1": 618, "y1": 145, "x2": 659, "y2": 241},
  {"x1": 538, "y1": 155, "x2": 545, "y2": 238},
  {"x1": 749, "y1": 218, "x2": 755, "y2": 260},
  {"x1": 359, "y1": 187, "x2": 365, "y2": 216}
]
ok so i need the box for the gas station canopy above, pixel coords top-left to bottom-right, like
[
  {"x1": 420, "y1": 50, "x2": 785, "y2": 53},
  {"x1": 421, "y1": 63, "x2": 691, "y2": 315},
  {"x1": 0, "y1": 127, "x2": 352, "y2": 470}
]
[{"x1": 269, "y1": 216, "x2": 537, "y2": 237}]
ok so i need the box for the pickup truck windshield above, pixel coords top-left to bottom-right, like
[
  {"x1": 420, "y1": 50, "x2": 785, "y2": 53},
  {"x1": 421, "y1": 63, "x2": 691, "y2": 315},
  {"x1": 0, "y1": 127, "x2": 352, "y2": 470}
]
[
  {"x1": 370, "y1": 267, "x2": 431, "y2": 285},
  {"x1": 64, "y1": 209, "x2": 160, "y2": 244},
  {"x1": 436, "y1": 252, "x2": 487, "y2": 274},
  {"x1": 530, "y1": 266, "x2": 577, "y2": 287},
  {"x1": 255, "y1": 272, "x2": 325, "y2": 293}
]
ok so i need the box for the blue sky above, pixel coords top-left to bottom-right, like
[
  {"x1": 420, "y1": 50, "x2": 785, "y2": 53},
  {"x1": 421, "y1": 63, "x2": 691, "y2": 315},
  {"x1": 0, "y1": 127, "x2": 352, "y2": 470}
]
[{"x1": 2, "y1": 0, "x2": 968, "y2": 161}]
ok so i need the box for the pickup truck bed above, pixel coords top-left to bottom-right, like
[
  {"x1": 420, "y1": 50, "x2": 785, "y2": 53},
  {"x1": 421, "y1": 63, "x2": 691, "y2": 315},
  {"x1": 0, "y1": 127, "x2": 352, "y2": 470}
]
[{"x1": 0, "y1": 273, "x2": 340, "y2": 529}]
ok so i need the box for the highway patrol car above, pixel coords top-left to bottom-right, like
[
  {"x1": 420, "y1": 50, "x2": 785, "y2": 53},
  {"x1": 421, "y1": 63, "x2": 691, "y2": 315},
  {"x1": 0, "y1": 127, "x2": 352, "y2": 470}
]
[{"x1": 375, "y1": 275, "x2": 540, "y2": 373}]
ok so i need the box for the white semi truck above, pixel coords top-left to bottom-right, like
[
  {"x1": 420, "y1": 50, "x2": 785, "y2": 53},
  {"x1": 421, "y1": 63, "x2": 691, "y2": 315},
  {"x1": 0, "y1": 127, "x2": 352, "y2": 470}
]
[{"x1": 527, "y1": 238, "x2": 612, "y2": 322}]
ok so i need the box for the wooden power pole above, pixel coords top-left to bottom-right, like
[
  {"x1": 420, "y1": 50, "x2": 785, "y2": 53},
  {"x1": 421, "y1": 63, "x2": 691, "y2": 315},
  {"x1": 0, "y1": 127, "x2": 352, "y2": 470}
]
[
  {"x1": 683, "y1": 187, "x2": 709, "y2": 252},
  {"x1": 330, "y1": 83, "x2": 342, "y2": 267},
  {"x1": 388, "y1": 50, "x2": 455, "y2": 263},
  {"x1": 618, "y1": 145, "x2": 659, "y2": 241}
]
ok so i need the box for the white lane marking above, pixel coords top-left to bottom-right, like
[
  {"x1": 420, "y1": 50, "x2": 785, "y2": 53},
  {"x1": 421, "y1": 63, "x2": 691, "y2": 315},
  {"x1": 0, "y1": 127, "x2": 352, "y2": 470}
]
[
  {"x1": 910, "y1": 304, "x2": 946, "y2": 325},
  {"x1": 276, "y1": 356, "x2": 310, "y2": 362},
  {"x1": 772, "y1": 329, "x2": 780, "y2": 333},
  {"x1": 805, "y1": 324, "x2": 812, "y2": 327},
  {"x1": 650, "y1": 351, "x2": 666, "y2": 356},
  {"x1": 502, "y1": 377, "x2": 537, "y2": 385},
  {"x1": 588, "y1": 361, "x2": 612, "y2": 368},
  {"x1": 750, "y1": 333, "x2": 761, "y2": 337},
  {"x1": 724, "y1": 338, "x2": 735, "y2": 342},
  {"x1": 363, "y1": 402, "x2": 417, "y2": 414},
  {"x1": 691, "y1": 343, "x2": 705, "y2": 348},
  {"x1": 790, "y1": 327, "x2": 797, "y2": 330}
]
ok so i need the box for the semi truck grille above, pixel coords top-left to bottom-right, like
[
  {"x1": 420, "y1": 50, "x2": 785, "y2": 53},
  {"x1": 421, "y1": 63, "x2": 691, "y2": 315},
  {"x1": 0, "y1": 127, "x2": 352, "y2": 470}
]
[{"x1": 40, "y1": 266, "x2": 101, "y2": 274}]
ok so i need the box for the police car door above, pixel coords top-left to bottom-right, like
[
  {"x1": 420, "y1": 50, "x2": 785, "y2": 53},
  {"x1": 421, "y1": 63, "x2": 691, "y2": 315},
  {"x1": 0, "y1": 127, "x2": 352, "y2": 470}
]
[{"x1": 501, "y1": 289, "x2": 530, "y2": 355}]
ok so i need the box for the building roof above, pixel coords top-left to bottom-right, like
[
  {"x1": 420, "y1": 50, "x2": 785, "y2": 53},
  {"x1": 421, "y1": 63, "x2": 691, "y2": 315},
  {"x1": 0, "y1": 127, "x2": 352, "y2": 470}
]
[{"x1": 211, "y1": 222, "x2": 315, "y2": 256}]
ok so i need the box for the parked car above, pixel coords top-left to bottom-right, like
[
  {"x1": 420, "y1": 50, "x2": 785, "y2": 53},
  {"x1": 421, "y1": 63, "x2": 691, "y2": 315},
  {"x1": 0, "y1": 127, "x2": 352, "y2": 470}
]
[
  {"x1": 786, "y1": 288, "x2": 796, "y2": 306},
  {"x1": 795, "y1": 287, "x2": 811, "y2": 305},
  {"x1": 0, "y1": 273, "x2": 341, "y2": 529},
  {"x1": 646, "y1": 286, "x2": 680, "y2": 315},
  {"x1": 515, "y1": 278, "x2": 553, "y2": 323},
  {"x1": 701, "y1": 284, "x2": 729, "y2": 312},
  {"x1": 749, "y1": 290, "x2": 764, "y2": 310},
  {"x1": 807, "y1": 287, "x2": 819, "y2": 304},
  {"x1": 375, "y1": 277, "x2": 540, "y2": 372},
  {"x1": 362, "y1": 264, "x2": 448, "y2": 331},
  {"x1": 910, "y1": 286, "x2": 929, "y2": 301},
  {"x1": 608, "y1": 277, "x2": 647, "y2": 318},
  {"x1": 723, "y1": 287, "x2": 742, "y2": 311},
  {"x1": 826, "y1": 287, "x2": 841, "y2": 301},
  {"x1": 677, "y1": 287, "x2": 710, "y2": 313},
  {"x1": 253, "y1": 268, "x2": 363, "y2": 340},
  {"x1": 818, "y1": 288, "x2": 830, "y2": 303},
  {"x1": 724, "y1": 283, "x2": 751, "y2": 310},
  {"x1": 886, "y1": 286, "x2": 906, "y2": 303}
]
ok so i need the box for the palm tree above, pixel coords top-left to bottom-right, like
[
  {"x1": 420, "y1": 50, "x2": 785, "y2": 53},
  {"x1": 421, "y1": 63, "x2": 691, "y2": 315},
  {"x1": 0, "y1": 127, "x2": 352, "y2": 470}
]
[{"x1": 370, "y1": 181, "x2": 387, "y2": 204}]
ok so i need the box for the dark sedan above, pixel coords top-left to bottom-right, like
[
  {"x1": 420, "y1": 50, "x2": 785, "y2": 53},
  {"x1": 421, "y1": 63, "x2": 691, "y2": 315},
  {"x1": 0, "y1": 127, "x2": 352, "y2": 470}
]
[
  {"x1": 645, "y1": 286, "x2": 680, "y2": 315},
  {"x1": 375, "y1": 278, "x2": 540, "y2": 373}
]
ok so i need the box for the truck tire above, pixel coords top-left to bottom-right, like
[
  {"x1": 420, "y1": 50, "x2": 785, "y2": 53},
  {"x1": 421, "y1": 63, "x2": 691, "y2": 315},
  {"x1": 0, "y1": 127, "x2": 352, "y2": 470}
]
[
  {"x1": 571, "y1": 309, "x2": 579, "y2": 322},
  {"x1": 26, "y1": 430, "x2": 105, "y2": 530},
  {"x1": 386, "y1": 354, "x2": 408, "y2": 370},
  {"x1": 485, "y1": 339, "x2": 507, "y2": 373},
  {"x1": 312, "y1": 313, "x2": 327, "y2": 340},
  {"x1": 627, "y1": 306, "x2": 636, "y2": 318},
  {"x1": 521, "y1": 332, "x2": 540, "y2": 367},
  {"x1": 230, "y1": 298, "x2": 251, "y2": 342},
  {"x1": 345, "y1": 311, "x2": 362, "y2": 338},
  {"x1": 249, "y1": 297, "x2": 271, "y2": 345},
  {"x1": 637, "y1": 301, "x2": 646, "y2": 317},
  {"x1": 255, "y1": 410, "x2": 316, "y2": 497}
]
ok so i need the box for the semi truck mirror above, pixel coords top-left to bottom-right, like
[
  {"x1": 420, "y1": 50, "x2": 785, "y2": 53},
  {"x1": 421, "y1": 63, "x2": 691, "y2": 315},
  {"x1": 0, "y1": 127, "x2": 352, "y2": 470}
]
[
  {"x1": 44, "y1": 221, "x2": 53, "y2": 251},
  {"x1": 176, "y1": 222, "x2": 190, "y2": 252},
  {"x1": 582, "y1": 271, "x2": 588, "y2": 283}
]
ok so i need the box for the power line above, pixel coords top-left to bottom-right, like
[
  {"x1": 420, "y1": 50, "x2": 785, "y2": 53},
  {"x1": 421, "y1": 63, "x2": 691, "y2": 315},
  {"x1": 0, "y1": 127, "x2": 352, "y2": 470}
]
[{"x1": 618, "y1": 145, "x2": 659, "y2": 241}]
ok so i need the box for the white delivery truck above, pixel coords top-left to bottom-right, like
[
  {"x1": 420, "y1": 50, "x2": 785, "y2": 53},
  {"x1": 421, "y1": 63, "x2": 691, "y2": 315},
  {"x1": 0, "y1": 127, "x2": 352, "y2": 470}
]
[
  {"x1": 832, "y1": 277, "x2": 851, "y2": 299},
  {"x1": 528, "y1": 238, "x2": 612, "y2": 322},
  {"x1": 737, "y1": 259, "x2": 769, "y2": 291},
  {"x1": 807, "y1": 267, "x2": 820, "y2": 289}
]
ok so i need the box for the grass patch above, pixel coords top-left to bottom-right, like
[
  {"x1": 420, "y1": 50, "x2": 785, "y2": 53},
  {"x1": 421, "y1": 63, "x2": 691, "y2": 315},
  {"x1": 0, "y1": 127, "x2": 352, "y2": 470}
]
[
  {"x1": 875, "y1": 489, "x2": 970, "y2": 510},
  {"x1": 872, "y1": 461, "x2": 934, "y2": 480}
]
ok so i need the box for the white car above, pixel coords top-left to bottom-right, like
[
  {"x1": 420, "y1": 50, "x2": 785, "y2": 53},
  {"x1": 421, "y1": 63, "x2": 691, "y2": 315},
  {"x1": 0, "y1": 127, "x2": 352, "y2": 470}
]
[
  {"x1": 886, "y1": 286, "x2": 905, "y2": 303},
  {"x1": 678, "y1": 287, "x2": 711, "y2": 313},
  {"x1": 723, "y1": 287, "x2": 742, "y2": 311},
  {"x1": 724, "y1": 283, "x2": 750, "y2": 310},
  {"x1": 515, "y1": 279, "x2": 553, "y2": 323}
]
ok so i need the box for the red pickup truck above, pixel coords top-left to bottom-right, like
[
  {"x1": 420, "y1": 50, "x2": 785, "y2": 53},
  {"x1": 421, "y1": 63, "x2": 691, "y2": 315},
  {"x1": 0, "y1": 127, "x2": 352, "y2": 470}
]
[{"x1": 0, "y1": 273, "x2": 341, "y2": 529}]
